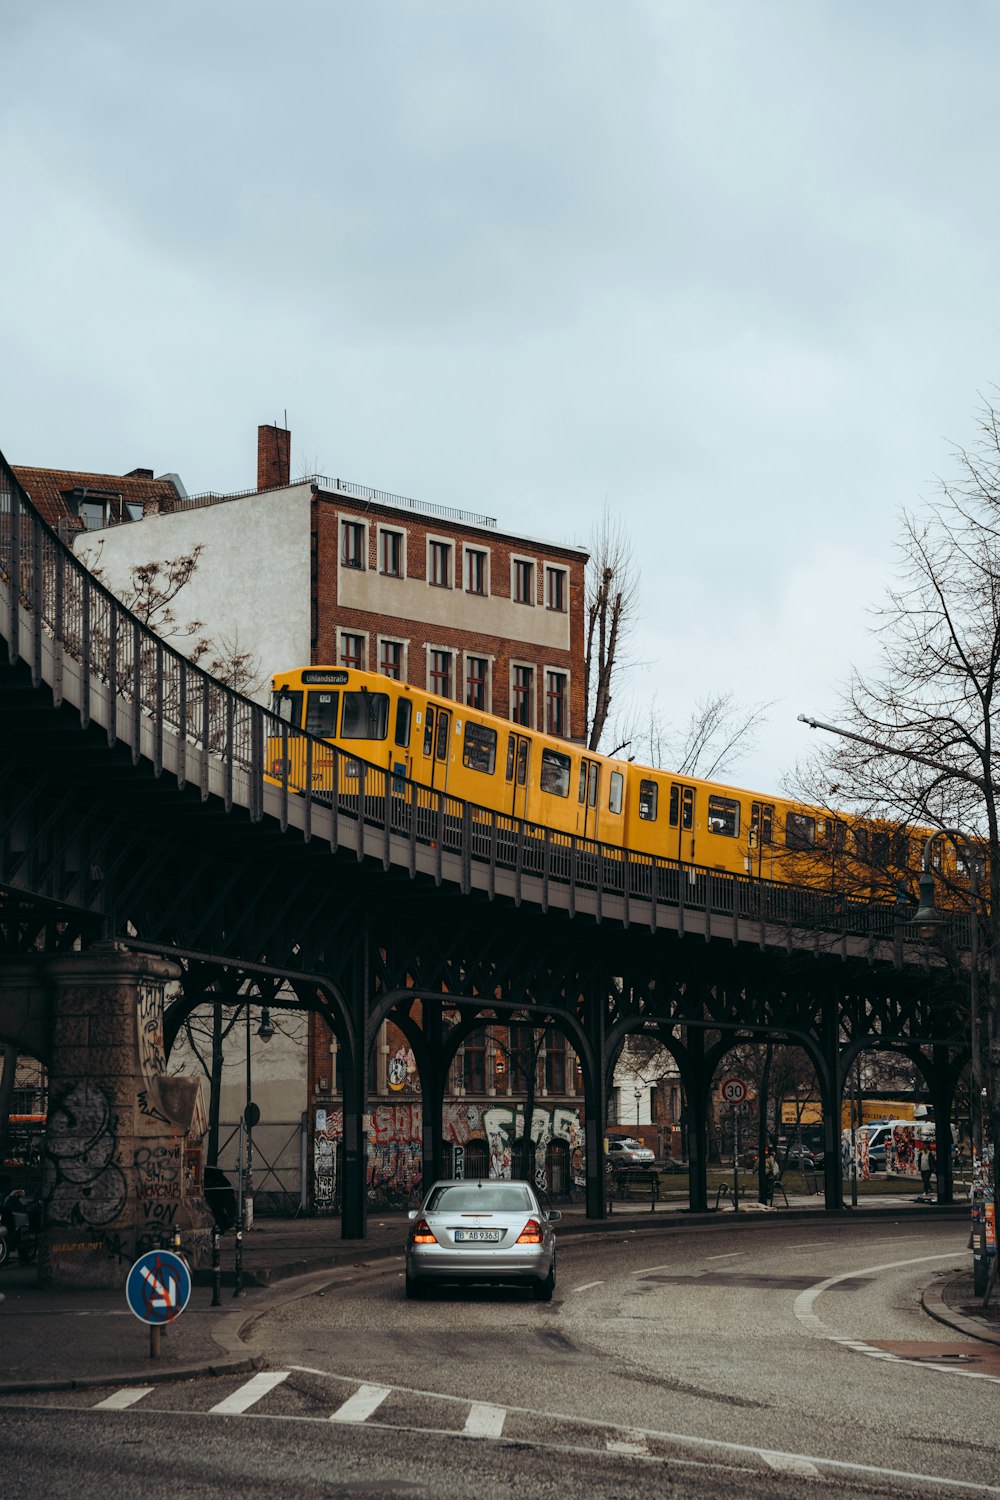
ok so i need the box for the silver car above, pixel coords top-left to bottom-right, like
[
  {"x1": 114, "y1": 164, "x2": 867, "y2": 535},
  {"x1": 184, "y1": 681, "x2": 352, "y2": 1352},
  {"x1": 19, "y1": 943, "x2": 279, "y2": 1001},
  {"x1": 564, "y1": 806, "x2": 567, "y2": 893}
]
[{"x1": 405, "y1": 1179, "x2": 560, "y2": 1300}]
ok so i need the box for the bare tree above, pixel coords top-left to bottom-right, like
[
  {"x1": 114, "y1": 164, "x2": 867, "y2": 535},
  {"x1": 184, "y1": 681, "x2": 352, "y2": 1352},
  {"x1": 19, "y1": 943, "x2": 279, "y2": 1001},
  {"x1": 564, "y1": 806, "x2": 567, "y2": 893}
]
[
  {"x1": 585, "y1": 507, "x2": 639, "y2": 751},
  {"x1": 90, "y1": 541, "x2": 206, "y2": 646},
  {"x1": 798, "y1": 395, "x2": 1000, "y2": 1215}
]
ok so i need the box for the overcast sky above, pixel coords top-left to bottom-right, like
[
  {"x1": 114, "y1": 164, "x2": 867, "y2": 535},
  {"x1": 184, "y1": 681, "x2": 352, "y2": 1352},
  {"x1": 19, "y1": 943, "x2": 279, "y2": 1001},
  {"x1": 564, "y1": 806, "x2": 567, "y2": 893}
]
[{"x1": 3, "y1": 1, "x2": 998, "y2": 792}]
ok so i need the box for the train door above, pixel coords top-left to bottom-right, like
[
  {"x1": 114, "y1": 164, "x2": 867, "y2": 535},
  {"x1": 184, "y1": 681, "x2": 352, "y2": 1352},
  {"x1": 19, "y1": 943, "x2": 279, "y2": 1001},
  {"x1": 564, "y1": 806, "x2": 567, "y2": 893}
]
[
  {"x1": 505, "y1": 732, "x2": 531, "y2": 818},
  {"x1": 578, "y1": 757, "x2": 601, "y2": 840},
  {"x1": 668, "y1": 782, "x2": 696, "y2": 861},
  {"x1": 425, "y1": 711, "x2": 449, "y2": 804},
  {"x1": 748, "y1": 801, "x2": 775, "y2": 877}
]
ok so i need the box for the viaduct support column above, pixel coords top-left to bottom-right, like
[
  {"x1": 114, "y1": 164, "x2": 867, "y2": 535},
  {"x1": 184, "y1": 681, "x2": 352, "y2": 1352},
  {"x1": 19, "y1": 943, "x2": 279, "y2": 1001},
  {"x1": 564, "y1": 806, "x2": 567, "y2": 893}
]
[
  {"x1": 684, "y1": 1027, "x2": 710, "y2": 1214},
  {"x1": 420, "y1": 1001, "x2": 445, "y2": 1191},
  {"x1": 4, "y1": 944, "x2": 211, "y2": 1288},
  {"x1": 341, "y1": 932, "x2": 371, "y2": 1241},
  {"x1": 930, "y1": 1044, "x2": 955, "y2": 1205}
]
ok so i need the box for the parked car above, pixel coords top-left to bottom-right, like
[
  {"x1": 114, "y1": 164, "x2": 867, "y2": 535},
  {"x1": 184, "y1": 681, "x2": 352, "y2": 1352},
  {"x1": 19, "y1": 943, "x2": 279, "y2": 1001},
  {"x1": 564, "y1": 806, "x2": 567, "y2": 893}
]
[
  {"x1": 778, "y1": 1147, "x2": 817, "y2": 1172},
  {"x1": 405, "y1": 1179, "x2": 560, "y2": 1301},
  {"x1": 659, "y1": 1157, "x2": 690, "y2": 1174},
  {"x1": 606, "y1": 1137, "x2": 655, "y2": 1165}
]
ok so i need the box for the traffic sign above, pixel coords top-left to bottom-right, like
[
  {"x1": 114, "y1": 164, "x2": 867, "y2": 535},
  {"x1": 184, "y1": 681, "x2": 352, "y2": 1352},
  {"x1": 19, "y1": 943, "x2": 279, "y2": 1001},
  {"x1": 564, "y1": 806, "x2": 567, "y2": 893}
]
[
  {"x1": 126, "y1": 1249, "x2": 192, "y2": 1325},
  {"x1": 720, "y1": 1077, "x2": 747, "y2": 1104}
]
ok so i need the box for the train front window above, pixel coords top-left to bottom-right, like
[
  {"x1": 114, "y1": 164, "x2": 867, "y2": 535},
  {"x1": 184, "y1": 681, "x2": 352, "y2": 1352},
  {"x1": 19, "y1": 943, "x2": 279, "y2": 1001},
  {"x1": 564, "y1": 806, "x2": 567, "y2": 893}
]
[
  {"x1": 394, "y1": 698, "x2": 412, "y2": 749},
  {"x1": 639, "y1": 780, "x2": 658, "y2": 821},
  {"x1": 609, "y1": 771, "x2": 624, "y2": 815},
  {"x1": 305, "y1": 692, "x2": 339, "y2": 736},
  {"x1": 271, "y1": 689, "x2": 302, "y2": 725},
  {"x1": 707, "y1": 794, "x2": 739, "y2": 837},
  {"x1": 341, "y1": 690, "x2": 389, "y2": 740}
]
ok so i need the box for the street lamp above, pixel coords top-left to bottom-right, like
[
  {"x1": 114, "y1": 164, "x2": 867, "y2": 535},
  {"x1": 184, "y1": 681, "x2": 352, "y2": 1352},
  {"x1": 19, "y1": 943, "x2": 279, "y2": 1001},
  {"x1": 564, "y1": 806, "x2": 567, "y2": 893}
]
[
  {"x1": 257, "y1": 1008, "x2": 276, "y2": 1043},
  {"x1": 634, "y1": 1086, "x2": 642, "y2": 1127}
]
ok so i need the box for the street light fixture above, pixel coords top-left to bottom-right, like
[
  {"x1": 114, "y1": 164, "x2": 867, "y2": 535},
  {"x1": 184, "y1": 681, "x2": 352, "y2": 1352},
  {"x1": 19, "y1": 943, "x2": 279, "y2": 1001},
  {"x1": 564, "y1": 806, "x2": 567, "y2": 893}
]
[{"x1": 257, "y1": 1008, "x2": 276, "y2": 1043}]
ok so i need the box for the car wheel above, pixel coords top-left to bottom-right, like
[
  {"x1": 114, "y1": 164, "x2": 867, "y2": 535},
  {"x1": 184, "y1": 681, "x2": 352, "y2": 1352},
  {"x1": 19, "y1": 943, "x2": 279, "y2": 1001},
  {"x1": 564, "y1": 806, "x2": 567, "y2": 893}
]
[
  {"x1": 405, "y1": 1274, "x2": 425, "y2": 1300},
  {"x1": 532, "y1": 1260, "x2": 555, "y2": 1302},
  {"x1": 0, "y1": 1234, "x2": 8, "y2": 1269}
]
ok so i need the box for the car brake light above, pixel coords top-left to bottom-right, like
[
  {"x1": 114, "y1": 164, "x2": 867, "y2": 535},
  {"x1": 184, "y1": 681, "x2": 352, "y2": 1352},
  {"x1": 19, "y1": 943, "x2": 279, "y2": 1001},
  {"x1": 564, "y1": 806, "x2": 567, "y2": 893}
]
[
  {"x1": 410, "y1": 1218, "x2": 438, "y2": 1245},
  {"x1": 515, "y1": 1218, "x2": 543, "y2": 1245}
]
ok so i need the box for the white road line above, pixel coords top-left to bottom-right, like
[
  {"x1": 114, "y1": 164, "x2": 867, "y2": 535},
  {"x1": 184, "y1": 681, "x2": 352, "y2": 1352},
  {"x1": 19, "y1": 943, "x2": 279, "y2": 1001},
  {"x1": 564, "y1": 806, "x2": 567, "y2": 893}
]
[
  {"x1": 572, "y1": 1280, "x2": 605, "y2": 1293},
  {"x1": 330, "y1": 1383, "x2": 391, "y2": 1423},
  {"x1": 464, "y1": 1402, "x2": 506, "y2": 1438},
  {"x1": 93, "y1": 1386, "x2": 154, "y2": 1410},
  {"x1": 793, "y1": 1252, "x2": 959, "y2": 1337},
  {"x1": 785, "y1": 1240, "x2": 836, "y2": 1251},
  {"x1": 762, "y1": 1452, "x2": 822, "y2": 1478},
  {"x1": 706, "y1": 1252, "x2": 742, "y2": 1261},
  {"x1": 209, "y1": 1371, "x2": 290, "y2": 1415}
]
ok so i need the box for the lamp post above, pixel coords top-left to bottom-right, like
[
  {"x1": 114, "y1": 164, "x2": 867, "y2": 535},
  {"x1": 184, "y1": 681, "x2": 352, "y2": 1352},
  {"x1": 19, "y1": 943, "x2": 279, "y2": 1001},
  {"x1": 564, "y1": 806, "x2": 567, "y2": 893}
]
[
  {"x1": 242, "y1": 1003, "x2": 276, "y2": 1231},
  {"x1": 635, "y1": 1086, "x2": 642, "y2": 1128}
]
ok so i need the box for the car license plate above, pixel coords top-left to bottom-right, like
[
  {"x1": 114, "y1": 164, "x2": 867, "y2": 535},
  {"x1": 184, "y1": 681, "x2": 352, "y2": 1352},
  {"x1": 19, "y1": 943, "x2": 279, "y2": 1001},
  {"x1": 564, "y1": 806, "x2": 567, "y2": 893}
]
[{"x1": 454, "y1": 1228, "x2": 501, "y2": 1242}]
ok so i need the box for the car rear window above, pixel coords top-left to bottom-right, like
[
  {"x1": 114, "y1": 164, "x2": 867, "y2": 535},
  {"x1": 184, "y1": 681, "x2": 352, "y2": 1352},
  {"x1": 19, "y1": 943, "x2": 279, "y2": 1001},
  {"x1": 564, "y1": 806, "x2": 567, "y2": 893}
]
[{"x1": 426, "y1": 1184, "x2": 534, "y2": 1213}]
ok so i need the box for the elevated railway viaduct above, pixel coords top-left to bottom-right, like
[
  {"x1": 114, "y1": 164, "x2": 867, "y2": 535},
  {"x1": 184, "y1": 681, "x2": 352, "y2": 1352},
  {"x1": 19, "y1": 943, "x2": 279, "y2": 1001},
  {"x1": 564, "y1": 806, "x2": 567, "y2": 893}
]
[{"x1": 0, "y1": 451, "x2": 970, "y2": 1284}]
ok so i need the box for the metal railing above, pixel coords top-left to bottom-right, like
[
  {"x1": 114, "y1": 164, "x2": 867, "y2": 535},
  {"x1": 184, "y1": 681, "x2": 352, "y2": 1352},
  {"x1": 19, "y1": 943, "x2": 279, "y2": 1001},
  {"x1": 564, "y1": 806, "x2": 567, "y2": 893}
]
[
  {"x1": 0, "y1": 445, "x2": 946, "y2": 946},
  {"x1": 163, "y1": 473, "x2": 498, "y2": 532}
]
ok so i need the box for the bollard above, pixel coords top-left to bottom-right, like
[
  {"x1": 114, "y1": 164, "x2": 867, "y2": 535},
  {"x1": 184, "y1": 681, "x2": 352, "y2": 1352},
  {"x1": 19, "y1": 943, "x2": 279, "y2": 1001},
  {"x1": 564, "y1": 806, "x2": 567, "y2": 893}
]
[
  {"x1": 211, "y1": 1226, "x2": 222, "y2": 1307},
  {"x1": 233, "y1": 1229, "x2": 244, "y2": 1298},
  {"x1": 650, "y1": 1171, "x2": 660, "y2": 1212},
  {"x1": 149, "y1": 1324, "x2": 161, "y2": 1360}
]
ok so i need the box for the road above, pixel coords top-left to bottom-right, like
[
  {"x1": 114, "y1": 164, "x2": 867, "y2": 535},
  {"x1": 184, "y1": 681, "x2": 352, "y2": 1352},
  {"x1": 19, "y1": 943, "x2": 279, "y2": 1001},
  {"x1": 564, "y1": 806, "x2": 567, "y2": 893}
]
[{"x1": 2, "y1": 1218, "x2": 998, "y2": 1499}]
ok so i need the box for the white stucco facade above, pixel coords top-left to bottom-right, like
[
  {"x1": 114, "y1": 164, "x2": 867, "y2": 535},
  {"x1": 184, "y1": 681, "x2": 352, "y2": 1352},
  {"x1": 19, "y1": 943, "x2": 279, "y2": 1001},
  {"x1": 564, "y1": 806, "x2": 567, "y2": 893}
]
[{"x1": 73, "y1": 484, "x2": 314, "y2": 703}]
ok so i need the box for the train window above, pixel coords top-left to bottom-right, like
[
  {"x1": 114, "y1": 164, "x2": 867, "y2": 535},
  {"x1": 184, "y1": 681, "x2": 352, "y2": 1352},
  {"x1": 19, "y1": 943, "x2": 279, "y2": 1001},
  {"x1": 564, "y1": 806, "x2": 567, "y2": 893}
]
[
  {"x1": 681, "y1": 787, "x2": 694, "y2": 830},
  {"x1": 516, "y1": 739, "x2": 529, "y2": 786},
  {"x1": 588, "y1": 763, "x2": 599, "y2": 807},
  {"x1": 305, "y1": 692, "x2": 339, "y2": 736},
  {"x1": 506, "y1": 734, "x2": 515, "y2": 782},
  {"x1": 707, "y1": 795, "x2": 739, "y2": 837},
  {"x1": 578, "y1": 764, "x2": 587, "y2": 803},
  {"x1": 424, "y1": 707, "x2": 435, "y2": 757},
  {"x1": 394, "y1": 698, "x2": 412, "y2": 749},
  {"x1": 609, "y1": 771, "x2": 624, "y2": 815},
  {"x1": 853, "y1": 826, "x2": 869, "y2": 860},
  {"x1": 341, "y1": 691, "x2": 389, "y2": 740},
  {"x1": 436, "y1": 711, "x2": 450, "y2": 761},
  {"x1": 891, "y1": 830, "x2": 909, "y2": 866},
  {"x1": 463, "y1": 721, "x2": 497, "y2": 775},
  {"x1": 639, "y1": 780, "x2": 658, "y2": 821},
  {"x1": 669, "y1": 786, "x2": 679, "y2": 826},
  {"x1": 540, "y1": 748, "x2": 571, "y2": 797},
  {"x1": 785, "y1": 811, "x2": 816, "y2": 849},
  {"x1": 271, "y1": 689, "x2": 302, "y2": 725},
  {"x1": 871, "y1": 831, "x2": 890, "y2": 867}
]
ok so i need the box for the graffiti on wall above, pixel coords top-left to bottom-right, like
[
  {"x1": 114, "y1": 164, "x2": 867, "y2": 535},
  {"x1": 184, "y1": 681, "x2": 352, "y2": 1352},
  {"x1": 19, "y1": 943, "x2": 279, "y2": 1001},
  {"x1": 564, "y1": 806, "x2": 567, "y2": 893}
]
[
  {"x1": 136, "y1": 980, "x2": 170, "y2": 1123},
  {"x1": 42, "y1": 1080, "x2": 128, "y2": 1228},
  {"x1": 312, "y1": 1101, "x2": 584, "y2": 1210}
]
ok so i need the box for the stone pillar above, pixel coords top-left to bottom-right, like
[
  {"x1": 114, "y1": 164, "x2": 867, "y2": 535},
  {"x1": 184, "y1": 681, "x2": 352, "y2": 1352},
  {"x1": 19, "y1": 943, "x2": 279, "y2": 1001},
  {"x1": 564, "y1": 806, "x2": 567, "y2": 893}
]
[{"x1": 7, "y1": 943, "x2": 212, "y2": 1288}]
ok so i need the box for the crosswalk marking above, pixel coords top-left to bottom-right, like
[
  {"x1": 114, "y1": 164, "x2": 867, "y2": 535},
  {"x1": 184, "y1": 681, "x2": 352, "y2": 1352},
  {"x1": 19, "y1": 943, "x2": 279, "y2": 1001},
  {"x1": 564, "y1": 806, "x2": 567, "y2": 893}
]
[
  {"x1": 464, "y1": 1402, "x2": 506, "y2": 1438},
  {"x1": 761, "y1": 1453, "x2": 822, "y2": 1478},
  {"x1": 209, "y1": 1371, "x2": 290, "y2": 1415},
  {"x1": 93, "y1": 1386, "x2": 155, "y2": 1410},
  {"x1": 606, "y1": 1433, "x2": 651, "y2": 1457},
  {"x1": 330, "y1": 1383, "x2": 391, "y2": 1424}
]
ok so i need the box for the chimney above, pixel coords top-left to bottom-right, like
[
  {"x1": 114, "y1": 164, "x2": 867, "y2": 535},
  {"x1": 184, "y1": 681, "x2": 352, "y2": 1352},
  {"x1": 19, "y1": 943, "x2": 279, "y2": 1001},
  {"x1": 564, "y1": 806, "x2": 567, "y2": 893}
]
[{"x1": 257, "y1": 423, "x2": 291, "y2": 490}]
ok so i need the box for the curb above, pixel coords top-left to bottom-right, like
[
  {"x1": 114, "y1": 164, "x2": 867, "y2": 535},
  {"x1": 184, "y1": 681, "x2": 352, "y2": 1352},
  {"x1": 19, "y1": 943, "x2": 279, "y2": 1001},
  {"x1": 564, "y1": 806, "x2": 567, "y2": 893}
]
[
  {"x1": 0, "y1": 1352, "x2": 265, "y2": 1396},
  {"x1": 921, "y1": 1275, "x2": 1000, "y2": 1347}
]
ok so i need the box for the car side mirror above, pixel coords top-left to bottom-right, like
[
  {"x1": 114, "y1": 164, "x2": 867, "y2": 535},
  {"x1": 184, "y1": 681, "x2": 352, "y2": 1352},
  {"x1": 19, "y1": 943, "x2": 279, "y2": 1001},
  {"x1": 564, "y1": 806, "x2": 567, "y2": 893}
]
[
  {"x1": 547, "y1": 1210, "x2": 562, "y2": 1223},
  {"x1": 407, "y1": 1209, "x2": 418, "y2": 1221}
]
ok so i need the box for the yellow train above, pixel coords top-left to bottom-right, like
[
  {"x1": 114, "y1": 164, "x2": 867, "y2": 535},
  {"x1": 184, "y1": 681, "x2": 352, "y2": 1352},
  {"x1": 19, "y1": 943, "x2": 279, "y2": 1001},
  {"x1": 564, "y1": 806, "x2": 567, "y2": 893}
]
[{"x1": 265, "y1": 666, "x2": 961, "y2": 897}]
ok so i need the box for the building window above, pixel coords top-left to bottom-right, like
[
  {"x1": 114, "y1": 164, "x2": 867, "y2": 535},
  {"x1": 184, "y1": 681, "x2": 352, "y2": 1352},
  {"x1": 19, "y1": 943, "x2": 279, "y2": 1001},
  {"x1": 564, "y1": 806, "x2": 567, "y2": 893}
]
[
  {"x1": 379, "y1": 639, "x2": 403, "y2": 680},
  {"x1": 508, "y1": 1026, "x2": 540, "y2": 1093},
  {"x1": 339, "y1": 633, "x2": 365, "y2": 671},
  {"x1": 466, "y1": 655, "x2": 488, "y2": 711},
  {"x1": 545, "y1": 671, "x2": 567, "y2": 737},
  {"x1": 512, "y1": 665, "x2": 534, "y2": 726},
  {"x1": 379, "y1": 529, "x2": 403, "y2": 577},
  {"x1": 465, "y1": 547, "x2": 487, "y2": 595},
  {"x1": 341, "y1": 520, "x2": 366, "y2": 569},
  {"x1": 545, "y1": 1035, "x2": 566, "y2": 1093},
  {"x1": 513, "y1": 558, "x2": 535, "y2": 604},
  {"x1": 429, "y1": 649, "x2": 453, "y2": 698},
  {"x1": 463, "y1": 1035, "x2": 486, "y2": 1094},
  {"x1": 429, "y1": 540, "x2": 452, "y2": 588},
  {"x1": 545, "y1": 567, "x2": 566, "y2": 612}
]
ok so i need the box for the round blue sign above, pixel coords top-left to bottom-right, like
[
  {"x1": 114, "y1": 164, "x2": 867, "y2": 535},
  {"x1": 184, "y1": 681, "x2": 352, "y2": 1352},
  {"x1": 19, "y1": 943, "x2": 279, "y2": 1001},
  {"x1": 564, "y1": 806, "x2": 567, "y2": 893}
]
[{"x1": 126, "y1": 1249, "x2": 192, "y2": 1325}]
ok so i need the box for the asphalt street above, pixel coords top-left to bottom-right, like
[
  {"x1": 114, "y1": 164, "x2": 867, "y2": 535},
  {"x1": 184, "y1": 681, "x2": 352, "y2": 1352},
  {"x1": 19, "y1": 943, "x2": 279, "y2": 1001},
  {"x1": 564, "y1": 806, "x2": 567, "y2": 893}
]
[{"x1": 2, "y1": 1217, "x2": 997, "y2": 1499}]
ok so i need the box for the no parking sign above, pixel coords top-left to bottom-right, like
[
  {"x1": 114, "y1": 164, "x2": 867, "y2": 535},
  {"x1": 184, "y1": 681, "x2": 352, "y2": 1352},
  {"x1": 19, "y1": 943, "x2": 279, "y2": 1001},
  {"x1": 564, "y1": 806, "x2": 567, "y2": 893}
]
[{"x1": 126, "y1": 1249, "x2": 192, "y2": 1325}]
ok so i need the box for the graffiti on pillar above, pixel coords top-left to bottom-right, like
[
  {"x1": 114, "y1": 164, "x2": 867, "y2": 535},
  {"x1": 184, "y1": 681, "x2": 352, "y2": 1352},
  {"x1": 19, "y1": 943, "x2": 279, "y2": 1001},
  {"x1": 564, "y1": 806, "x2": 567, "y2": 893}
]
[
  {"x1": 314, "y1": 1107, "x2": 342, "y2": 1210},
  {"x1": 133, "y1": 1142, "x2": 182, "y2": 1202},
  {"x1": 42, "y1": 1080, "x2": 128, "y2": 1228},
  {"x1": 136, "y1": 980, "x2": 171, "y2": 1123}
]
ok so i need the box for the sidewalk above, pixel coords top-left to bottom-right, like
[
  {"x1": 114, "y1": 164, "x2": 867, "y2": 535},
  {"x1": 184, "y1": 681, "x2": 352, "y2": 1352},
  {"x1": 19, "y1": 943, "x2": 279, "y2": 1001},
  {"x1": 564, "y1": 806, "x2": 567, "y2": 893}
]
[{"x1": 0, "y1": 1195, "x2": 982, "y2": 1395}]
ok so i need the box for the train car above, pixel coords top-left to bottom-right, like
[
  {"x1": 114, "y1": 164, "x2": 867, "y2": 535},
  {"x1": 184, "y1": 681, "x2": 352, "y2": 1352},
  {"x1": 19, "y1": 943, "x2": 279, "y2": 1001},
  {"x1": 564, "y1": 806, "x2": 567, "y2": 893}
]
[
  {"x1": 266, "y1": 667, "x2": 629, "y2": 845},
  {"x1": 266, "y1": 666, "x2": 972, "y2": 901}
]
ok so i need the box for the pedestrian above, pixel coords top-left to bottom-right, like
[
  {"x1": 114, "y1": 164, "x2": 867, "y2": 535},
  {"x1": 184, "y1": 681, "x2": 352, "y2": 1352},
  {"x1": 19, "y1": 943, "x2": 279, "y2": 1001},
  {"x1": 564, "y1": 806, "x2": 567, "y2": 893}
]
[
  {"x1": 917, "y1": 1146, "x2": 934, "y2": 1197},
  {"x1": 764, "y1": 1146, "x2": 780, "y2": 1204}
]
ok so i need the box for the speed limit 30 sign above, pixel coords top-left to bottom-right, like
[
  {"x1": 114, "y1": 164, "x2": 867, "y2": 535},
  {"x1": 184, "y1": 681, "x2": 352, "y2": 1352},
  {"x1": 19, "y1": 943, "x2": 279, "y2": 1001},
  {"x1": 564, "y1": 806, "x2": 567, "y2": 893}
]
[{"x1": 720, "y1": 1076, "x2": 747, "y2": 1104}]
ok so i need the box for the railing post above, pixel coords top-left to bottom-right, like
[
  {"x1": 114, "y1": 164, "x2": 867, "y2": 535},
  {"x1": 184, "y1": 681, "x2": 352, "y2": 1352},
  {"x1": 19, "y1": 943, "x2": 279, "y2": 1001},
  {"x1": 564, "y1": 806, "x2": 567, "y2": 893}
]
[
  {"x1": 461, "y1": 802, "x2": 472, "y2": 894},
  {"x1": 153, "y1": 641, "x2": 164, "y2": 777},
  {"x1": 330, "y1": 747, "x2": 340, "y2": 852},
  {"x1": 408, "y1": 779, "x2": 417, "y2": 878},
  {"x1": 7, "y1": 486, "x2": 20, "y2": 665},
  {"x1": 177, "y1": 659, "x2": 187, "y2": 789},
  {"x1": 568, "y1": 834, "x2": 577, "y2": 920},
  {"x1": 250, "y1": 705, "x2": 263, "y2": 822},
  {"x1": 52, "y1": 545, "x2": 64, "y2": 706},
  {"x1": 80, "y1": 572, "x2": 91, "y2": 729},
  {"x1": 224, "y1": 691, "x2": 234, "y2": 813},
  {"x1": 30, "y1": 519, "x2": 42, "y2": 687},
  {"x1": 301, "y1": 733, "x2": 311, "y2": 842},
  {"x1": 488, "y1": 812, "x2": 497, "y2": 900},
  {"x1": 541, "y1": 827, "x2": 551, "y2": 913},
  {"x1": 435, "y1": 795, "x2": 444, "y2": 885},
  {"x1": 279, "y1": 723, "x2": 290, "y2": 834},
  {"x1": 357, "y1": 761, "x2": 366, "y2": 861},
  {"x1": 107, "y1": 608, "x2": 118, "y2": 747},
  {"x1": 200, "y1": 674, "x2": 210, "y2": 798},
  {"x1": 132, "y1": 619, "x2": 142, "y2": 766}
]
